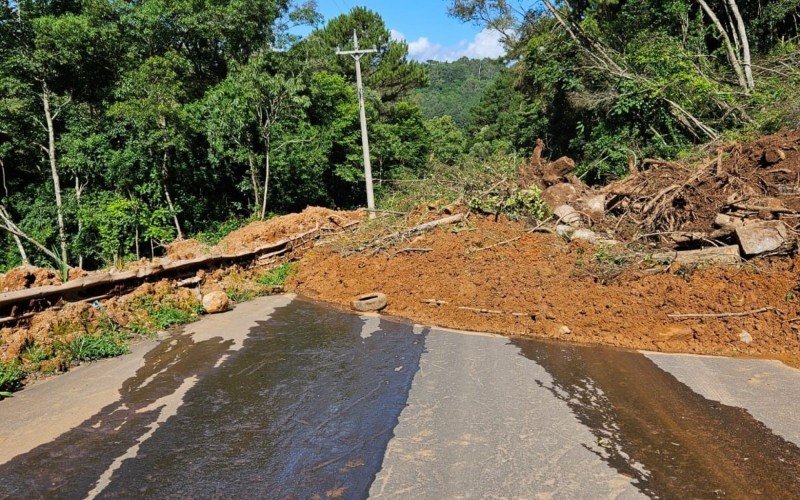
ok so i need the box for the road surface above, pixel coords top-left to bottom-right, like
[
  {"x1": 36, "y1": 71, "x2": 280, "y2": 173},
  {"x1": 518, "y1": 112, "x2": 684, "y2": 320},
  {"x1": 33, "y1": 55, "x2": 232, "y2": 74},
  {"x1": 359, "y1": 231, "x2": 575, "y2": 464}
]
[{"x1": 1, "y1": 295, "x2": 798, "y2": 498}]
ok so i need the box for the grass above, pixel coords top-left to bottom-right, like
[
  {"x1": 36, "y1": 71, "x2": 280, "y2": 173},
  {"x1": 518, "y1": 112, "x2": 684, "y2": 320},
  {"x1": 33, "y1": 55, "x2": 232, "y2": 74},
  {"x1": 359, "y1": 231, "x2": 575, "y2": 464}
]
[
  {"x1": 62, "y1": 320, "x2": 130, "y2": 362},
  {"x1": 0, "y1": 360, "x2": 25, "y2": 396},
  {"x1": 257, "y1": 263, "x2": 295, "y2": 287}
]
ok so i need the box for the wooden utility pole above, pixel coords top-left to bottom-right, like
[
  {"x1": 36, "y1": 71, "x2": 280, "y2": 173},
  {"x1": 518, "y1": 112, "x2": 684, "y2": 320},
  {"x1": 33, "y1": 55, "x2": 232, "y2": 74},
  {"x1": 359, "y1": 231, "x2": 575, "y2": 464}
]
[{"x1": 337, "y1": 30, "x2": 378, "y2": 219}]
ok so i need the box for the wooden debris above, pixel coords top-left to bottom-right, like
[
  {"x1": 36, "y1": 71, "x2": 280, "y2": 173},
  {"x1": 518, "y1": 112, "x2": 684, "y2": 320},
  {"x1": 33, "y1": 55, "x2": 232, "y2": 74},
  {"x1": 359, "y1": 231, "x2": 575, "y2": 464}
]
[
  {"x1": 651, "y1": 245, "x2": 741, "y2": 265},
  {"x1": 668, "y1": 307, "x2": 775, "y2": 319}
]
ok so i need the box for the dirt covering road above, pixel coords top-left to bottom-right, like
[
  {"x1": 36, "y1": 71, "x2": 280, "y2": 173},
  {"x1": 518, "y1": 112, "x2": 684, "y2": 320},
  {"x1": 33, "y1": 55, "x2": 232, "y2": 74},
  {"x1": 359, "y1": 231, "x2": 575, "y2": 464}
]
[{"x1": 290, "y1": 215, "x2": 800, "y2": 365}]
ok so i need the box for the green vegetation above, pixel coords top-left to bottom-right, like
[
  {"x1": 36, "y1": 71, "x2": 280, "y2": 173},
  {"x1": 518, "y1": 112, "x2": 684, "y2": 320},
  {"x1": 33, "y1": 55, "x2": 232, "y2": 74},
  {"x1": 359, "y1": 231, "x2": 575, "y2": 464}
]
[
  {"x1": 257, "y1": 263, "x2": 296, "y2": 287},
  {"x1": 451, "y1": 0, "x2": 800, "y2": 182},
  {"x1": 413, "y1": 58, "x2": 505, "y2": 128},
  {"x1": 0, "y1": 360, "x2": 25, "y2": 394}
]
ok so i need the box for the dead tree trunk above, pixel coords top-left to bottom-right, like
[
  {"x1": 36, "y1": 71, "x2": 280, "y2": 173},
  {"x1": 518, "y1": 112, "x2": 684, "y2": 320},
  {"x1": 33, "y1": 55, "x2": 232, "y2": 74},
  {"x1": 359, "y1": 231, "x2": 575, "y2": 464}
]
[
  {"x1": 726, "y1": 0, "x2": 754, "y2": 90},
  {"x1": 248, "y1": 151, "x2": 261, "y2": 214},
  {"x1": 0, "y1": 205, "x2": 58, "y2": 262},
  {"x1": 260, "y1": 134, "x2": 271, "y2": 220},
  {"x1": 41, "y1": 83, "x2": 69, "y2": 267},
  {"x1": 695, "y1": 0, "x2": 747, "y2": 91},
  {"x1": 161, "y1": 149, "x2": 183, "y2": 240}
]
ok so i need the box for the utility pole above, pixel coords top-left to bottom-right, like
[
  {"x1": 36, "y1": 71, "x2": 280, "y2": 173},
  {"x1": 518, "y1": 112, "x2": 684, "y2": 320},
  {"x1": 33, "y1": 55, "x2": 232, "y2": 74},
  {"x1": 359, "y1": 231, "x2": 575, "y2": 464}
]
[{"x1": 337, "y1": 30, "x2": 378, "y2": 219}]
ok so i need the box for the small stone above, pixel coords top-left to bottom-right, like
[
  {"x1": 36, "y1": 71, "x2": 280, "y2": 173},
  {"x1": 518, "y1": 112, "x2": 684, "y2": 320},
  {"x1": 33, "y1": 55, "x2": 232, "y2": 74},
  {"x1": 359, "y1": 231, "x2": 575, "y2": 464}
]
[
  {"x1": 740, "y1": 331, "x2": 753, "y2": 344},
  {"x1": 202, "y1": 291, "x2": 230, "y2": 314},
  {"x1": 559, "y1": 325, "x2": 572, "y2": 335}
]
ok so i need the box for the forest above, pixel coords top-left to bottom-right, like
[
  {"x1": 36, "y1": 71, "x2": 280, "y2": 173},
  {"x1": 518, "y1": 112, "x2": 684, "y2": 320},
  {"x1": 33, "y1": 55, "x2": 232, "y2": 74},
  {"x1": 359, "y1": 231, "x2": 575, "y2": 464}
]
[{"x1": 1, "y1": 0, "x2": 799, "y2": 273}]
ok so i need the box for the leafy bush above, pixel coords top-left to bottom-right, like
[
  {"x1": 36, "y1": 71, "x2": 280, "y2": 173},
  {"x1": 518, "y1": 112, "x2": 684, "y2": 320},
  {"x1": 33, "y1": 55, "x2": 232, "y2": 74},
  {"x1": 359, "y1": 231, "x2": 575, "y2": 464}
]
[
  {"x1": 257, "y1": 263, "x2": 296, "y2": 287},
  {"x1": 470, "y1": 186, "x2": 549, "y2": 221},
  {"x1": 0, "y1": 360, "x2": 25, "y2": 393}
]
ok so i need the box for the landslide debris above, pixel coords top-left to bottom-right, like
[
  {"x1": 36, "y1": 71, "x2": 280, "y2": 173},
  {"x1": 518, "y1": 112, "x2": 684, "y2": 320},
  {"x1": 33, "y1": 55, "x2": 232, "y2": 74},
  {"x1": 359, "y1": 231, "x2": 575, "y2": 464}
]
[{"x1": 289, "y1": 214, "x2": 800, "y2": 365}]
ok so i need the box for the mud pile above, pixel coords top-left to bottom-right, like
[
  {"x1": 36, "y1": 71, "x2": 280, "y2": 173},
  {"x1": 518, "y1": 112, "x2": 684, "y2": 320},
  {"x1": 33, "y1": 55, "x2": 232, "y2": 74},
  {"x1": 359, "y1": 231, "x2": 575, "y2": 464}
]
[
  {"x1": 216, "y1": 207, "x2": 361, "y2": 254},
  {"x1": 0, "y1": 267, "x2": 61, "y2": 293},
  {"x1": 290, "y1": 215, "x2": 800, "y2": 365}
]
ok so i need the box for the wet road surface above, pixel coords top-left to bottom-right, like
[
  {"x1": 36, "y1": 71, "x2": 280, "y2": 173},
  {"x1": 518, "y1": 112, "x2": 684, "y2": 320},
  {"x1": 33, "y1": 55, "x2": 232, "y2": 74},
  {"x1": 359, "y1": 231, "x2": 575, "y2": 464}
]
[{"x1": 1, "y1": 295, "x2": 799, "y2": 498}]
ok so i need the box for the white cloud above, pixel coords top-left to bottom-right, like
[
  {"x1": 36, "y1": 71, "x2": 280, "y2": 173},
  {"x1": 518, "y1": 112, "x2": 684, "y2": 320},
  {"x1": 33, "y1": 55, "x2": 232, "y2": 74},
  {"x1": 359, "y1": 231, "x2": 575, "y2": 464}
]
[{"x1": 391, "y1": 29, "x2": 506, "y2": 62}]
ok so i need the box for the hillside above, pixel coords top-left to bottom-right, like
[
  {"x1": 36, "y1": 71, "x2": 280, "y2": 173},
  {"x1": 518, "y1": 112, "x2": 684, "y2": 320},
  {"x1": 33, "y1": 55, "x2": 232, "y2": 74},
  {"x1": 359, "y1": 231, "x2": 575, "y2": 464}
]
[{"x1": 413, "y1": 57, "x2": 505, "y2": 128}]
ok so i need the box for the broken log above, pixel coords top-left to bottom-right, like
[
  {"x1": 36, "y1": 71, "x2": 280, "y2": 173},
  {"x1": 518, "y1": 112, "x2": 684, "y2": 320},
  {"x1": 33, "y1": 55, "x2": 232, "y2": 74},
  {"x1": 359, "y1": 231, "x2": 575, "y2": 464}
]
[
  {"x1": 382, "y1": 213, "x2": 466, "y2": 243},
  {"x1": 651, "y1": 245, "x2": 741, "y2": 265}
]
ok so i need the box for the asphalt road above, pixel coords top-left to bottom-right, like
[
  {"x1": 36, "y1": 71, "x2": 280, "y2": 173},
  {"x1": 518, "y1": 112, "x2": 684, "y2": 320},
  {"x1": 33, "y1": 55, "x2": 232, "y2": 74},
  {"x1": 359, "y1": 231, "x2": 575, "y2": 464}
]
[{"x1": 1, "y1": 295, "x2": 798, "y2": 499}]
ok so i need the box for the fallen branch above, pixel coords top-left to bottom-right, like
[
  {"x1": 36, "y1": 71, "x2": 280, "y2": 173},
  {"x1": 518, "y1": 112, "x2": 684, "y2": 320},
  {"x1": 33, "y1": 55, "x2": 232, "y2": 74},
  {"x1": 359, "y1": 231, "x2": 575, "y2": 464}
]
[
  {"x1": 393, "y1": 247, "x2": 433, "y2": 255},
  {"x1": 472, "y1": 236, "x2": 521, "y2": 252},
  {"x1": 668, "y1": 307, "x2": 774, "y2": 319},
  {"x1": 381, "y1": 213, "x2": 466, "y2": 244}
]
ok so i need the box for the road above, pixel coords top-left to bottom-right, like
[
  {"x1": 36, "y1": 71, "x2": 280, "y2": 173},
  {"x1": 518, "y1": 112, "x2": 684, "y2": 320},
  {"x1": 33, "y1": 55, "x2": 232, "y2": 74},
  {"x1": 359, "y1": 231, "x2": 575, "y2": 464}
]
[{"x1": 1, "y1": 295, "x2": 799, "y2": 498}]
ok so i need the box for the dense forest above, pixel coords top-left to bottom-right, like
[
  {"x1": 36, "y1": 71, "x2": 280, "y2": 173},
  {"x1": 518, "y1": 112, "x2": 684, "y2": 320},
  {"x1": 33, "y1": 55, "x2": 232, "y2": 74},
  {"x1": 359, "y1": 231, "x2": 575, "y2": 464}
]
[
  {"x1": 412, "y1": 57, "x2": 505, "y2": 128},
  {"x1": 1, "y1": 0, "x2": 799, "y2": 274}
]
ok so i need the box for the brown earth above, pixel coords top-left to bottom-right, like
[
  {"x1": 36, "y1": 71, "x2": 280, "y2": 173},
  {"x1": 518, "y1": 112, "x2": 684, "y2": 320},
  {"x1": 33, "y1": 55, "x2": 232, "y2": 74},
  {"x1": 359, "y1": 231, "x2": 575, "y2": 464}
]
[
  {"x1": 166, "y1": 239, "x2": 209, "y2": 260},
  {"x1": 0, "y1": 267, "x2": 61, "y2": 293},
  {"x1": 216, "y1": 207, "x2": 362, "y2": 254},
  {"x1": 289, "y1": 215, "x2": 800, "y2": 366}
]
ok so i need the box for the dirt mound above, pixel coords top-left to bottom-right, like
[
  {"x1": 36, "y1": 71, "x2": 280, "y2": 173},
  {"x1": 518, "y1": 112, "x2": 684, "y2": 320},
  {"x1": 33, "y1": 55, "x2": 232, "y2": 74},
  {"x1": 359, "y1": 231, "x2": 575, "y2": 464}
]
[
  {"x1": 605, "y1": 129, "x2": 800, "y2": 242},
  {"x1": 166, "y1": 239, "x2": 208, "y2": 260},
  {"x1": 0, "y1": 267, "x2": 61, "y2": 292},
  {"x1": 290, "y1": 215, "x2": 800, "y2": 365},
  {"x1": 216, "y1": 207, "x2": 362, "y2": 254}
]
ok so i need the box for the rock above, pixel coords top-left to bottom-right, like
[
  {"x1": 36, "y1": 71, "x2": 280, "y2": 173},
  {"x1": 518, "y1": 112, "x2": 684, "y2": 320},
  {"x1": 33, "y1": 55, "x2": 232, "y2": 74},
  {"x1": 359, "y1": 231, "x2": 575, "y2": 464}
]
[
  {"x1": 543, "y1": 183, "x2": 579, "y2": 207},
  {"x1": 651, "y1": 245, "x2": 741, "y2": 265},
  {"x1": 763, "y1": 148, "x2": 786, "y2": 164},
  {"x1": 559, "y1": 325, "x2": 572, "y2": 335},
  {"x1": 202, "y1": 291, "x2": 230, "y2": 314},
  {"x1": 543, "y1": 156, "x2": 576, "y2": 185},
  {"x1": 554, "y1": 204, "x2": 582, "y2": 227},
  {"x1": 571, "y1": 228, "x2": 600, "y2": 244},
  {"x1": 740, "y1": 330, "x2": 753, "y2": 344},
  {"x1": 735, "y1": 221, "x2": 789, "y2": 256},
  {"x1": 582, "y1": 194, "x2": 606, "y2": 219},
  {"x1": 556, "y1": 224, "x2": 575, "y2": 239}
]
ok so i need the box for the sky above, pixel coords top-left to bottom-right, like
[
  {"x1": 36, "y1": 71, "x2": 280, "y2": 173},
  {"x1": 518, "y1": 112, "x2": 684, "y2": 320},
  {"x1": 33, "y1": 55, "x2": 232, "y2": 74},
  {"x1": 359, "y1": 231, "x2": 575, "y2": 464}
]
[{"x1": 310, "y1": 0, "x2": 506, "y2": 61}]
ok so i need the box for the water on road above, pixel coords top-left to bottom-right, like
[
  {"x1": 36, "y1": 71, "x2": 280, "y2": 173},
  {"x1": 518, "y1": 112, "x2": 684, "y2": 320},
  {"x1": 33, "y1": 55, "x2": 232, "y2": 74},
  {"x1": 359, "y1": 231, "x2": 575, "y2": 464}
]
[{"x1": 1, "y1": 295, "x2": 798, "y2": 499}]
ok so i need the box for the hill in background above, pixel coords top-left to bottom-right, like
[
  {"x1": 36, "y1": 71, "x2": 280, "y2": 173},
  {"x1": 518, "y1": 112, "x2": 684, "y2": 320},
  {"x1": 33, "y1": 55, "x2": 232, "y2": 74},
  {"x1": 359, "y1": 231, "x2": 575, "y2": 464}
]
[{"x1": 414, "y1": 57, "x2": 505, "y2": 128}]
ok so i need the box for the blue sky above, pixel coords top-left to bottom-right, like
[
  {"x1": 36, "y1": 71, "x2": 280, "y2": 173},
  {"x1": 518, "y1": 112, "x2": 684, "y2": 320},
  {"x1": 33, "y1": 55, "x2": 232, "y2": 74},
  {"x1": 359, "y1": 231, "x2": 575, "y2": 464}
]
[{"x1": 310, "y1": 0, "x2": 506, "y2": 61}]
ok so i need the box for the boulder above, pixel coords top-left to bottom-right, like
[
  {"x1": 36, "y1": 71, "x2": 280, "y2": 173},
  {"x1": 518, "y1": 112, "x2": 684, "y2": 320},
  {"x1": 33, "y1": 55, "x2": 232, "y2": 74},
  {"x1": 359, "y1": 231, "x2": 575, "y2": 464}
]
[
  {"x1": 543, "y1": 156, "x2": 576, "y2": 185},
  {"x1": 581, "y1": 194, "x2": 606, "y2": 219},
  {"x1": 571, "y1": 228, "x2": 600, "y2": 244},
  {"x1": 556, "y1": 224, "x2": 575, "y2": 239},
  {"x1": 352, "y1": 293, "x2": 388, "y2": 312},
  {"x1": 735, "y1": 221, "x2": 789, "y2": 256},
  {"x1": 554, "y1": 204, "x2": 582, "y2": 227},
  {"x1": 202, "y1": 291, "x2": 230, "y2": 314},
  {"x1": 543, "y1": 183, "x2": 579, "y2": 207}
]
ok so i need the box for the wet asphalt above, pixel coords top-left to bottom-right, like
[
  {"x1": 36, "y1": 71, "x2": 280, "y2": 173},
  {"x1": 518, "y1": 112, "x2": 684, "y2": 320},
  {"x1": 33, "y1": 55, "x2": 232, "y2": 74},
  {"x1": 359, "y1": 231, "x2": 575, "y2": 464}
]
[{"x1": 1, "y1": 295, "x2": 799, "y2": 499}]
